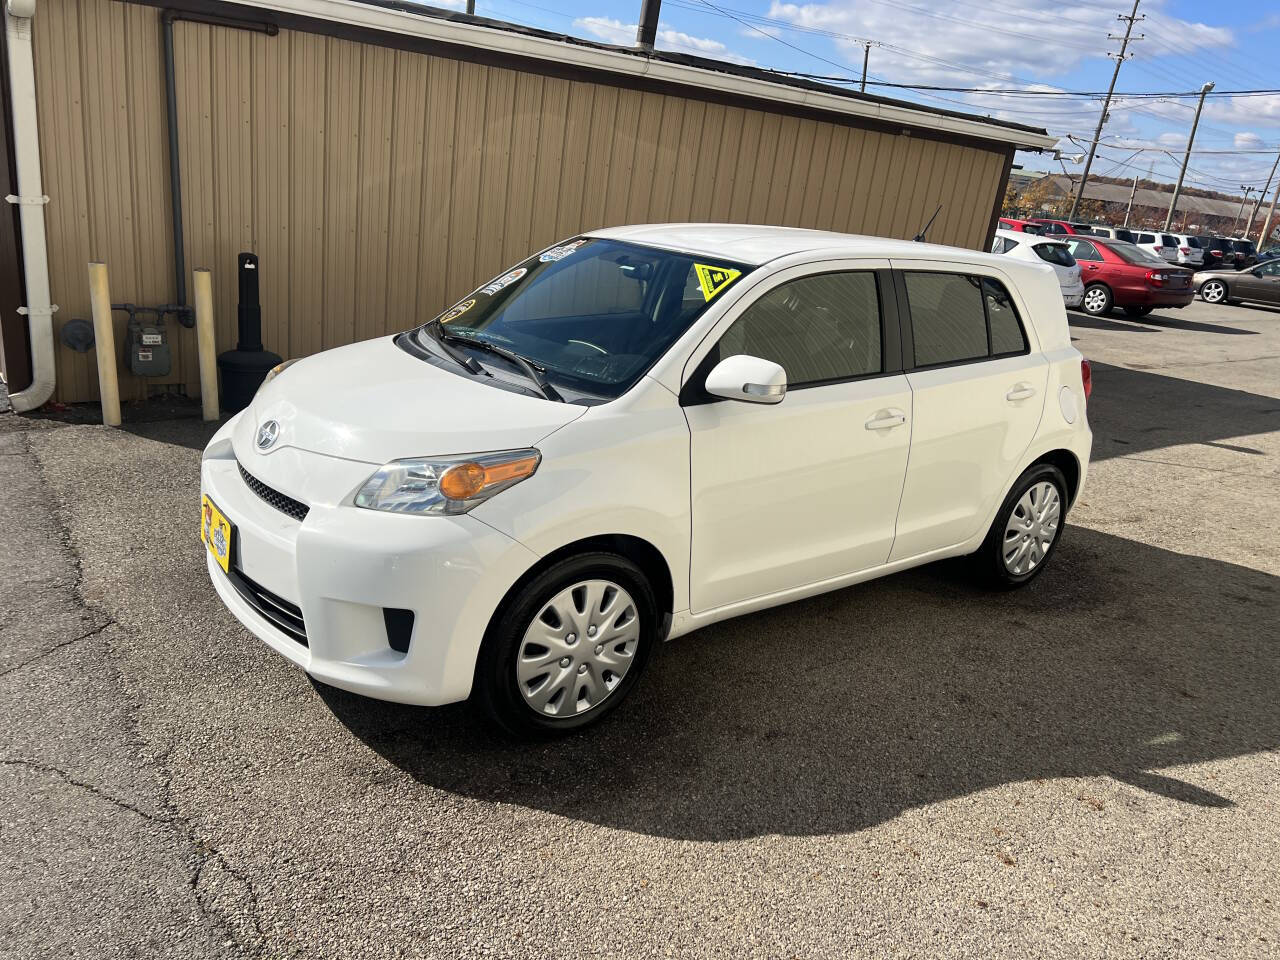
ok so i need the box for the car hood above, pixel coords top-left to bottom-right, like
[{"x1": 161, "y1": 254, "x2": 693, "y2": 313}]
[{"x1": 234, "y1": 336, "x2": 587, "y2": 465}]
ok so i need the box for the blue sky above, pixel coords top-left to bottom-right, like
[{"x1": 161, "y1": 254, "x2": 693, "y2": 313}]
[{"x1": 435, "y1": 0, "x2": 1280, "y2": 201}]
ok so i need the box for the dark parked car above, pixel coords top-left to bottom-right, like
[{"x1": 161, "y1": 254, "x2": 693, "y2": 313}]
[
  {"x1": 1064, "y1": 236, "x2": 1194, "y2": 316},
  {"x1": 1193, "y1": 259, "x2": 1280, "y2": 307},
  {"x1": 1229, "y1": 238, "x2": 1259, "y2": 269},
  {"x1": 1196, "y1": 235, "x2": 1236, "y2": 270}
]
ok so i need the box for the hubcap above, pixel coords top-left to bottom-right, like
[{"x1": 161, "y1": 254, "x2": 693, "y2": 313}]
[
  {"x1": 1203, "y1": 281, "x2": 1224, "y2": 303},
  {"x1": 1002, "y1": 481, "x2": 1062, "y2": 576},
  {"x1": 1083, "y1": 288, "x2": 1108, "y2": 314},
  {"x1": 516, "y1": 579, "x2": 640, "y2": 718}
]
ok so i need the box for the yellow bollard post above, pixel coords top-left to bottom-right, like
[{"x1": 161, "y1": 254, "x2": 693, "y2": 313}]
[
  {"x1": 192, "y1": 269, "x2": 219, "y2": 421},
  {"x1": 87, "y1": 261, "x2": 122, "y2": 427}
]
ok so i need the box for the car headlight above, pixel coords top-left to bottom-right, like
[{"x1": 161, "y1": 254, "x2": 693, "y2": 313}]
[
  {"x1": 260, "y1": 358, "x2": 299, "y2": 390},
  {"x1": 353, "y1": 449, "x2": 541, "y2": 515}
]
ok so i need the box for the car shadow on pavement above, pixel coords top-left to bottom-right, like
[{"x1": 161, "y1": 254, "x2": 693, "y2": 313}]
[
  {"x1": 1137, "y1": 312, "x2": 1259, "y2": 336},
  {"x1": 1087, "y1": 361, "x2": 1280, "y2": 460},
  {"x1": 318, "y1": 525, "x2": 1279, "y2": 841}
]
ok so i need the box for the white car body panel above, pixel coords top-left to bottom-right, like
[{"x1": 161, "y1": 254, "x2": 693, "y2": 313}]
[{"x1": 201, "y1": 224, "x2": 1092, "y2": 706}]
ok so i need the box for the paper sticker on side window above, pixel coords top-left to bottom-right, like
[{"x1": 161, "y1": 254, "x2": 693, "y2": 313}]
[
  {"x1": 693, "y1": 263, "x2": 742, "y2": 302},
  {"x1": 539, "y1": 240, "x2": 586, "y2": 263},
  {"x1": 479, "y1": 268, "x2": 526, "y2": 296}
]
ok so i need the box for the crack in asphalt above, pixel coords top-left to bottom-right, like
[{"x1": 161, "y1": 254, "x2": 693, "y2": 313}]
[
  {"x1": 5, "y1": 422, "x2": 267, "y2": 958},
  {"x1": 0, "y1": 618, "x2": 117, "y2": 681}
]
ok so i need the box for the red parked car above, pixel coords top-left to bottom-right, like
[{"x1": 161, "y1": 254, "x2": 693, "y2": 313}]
[
  {"x1": 1028, "y1": 219, "x2": 1094, "y2": 236},
  {"x1": 1063, "y1": 236, "x2": 1194, "y2": 317},
  {"x1": 998, "y1": 217, "x2": 1045, "y2": 234}
]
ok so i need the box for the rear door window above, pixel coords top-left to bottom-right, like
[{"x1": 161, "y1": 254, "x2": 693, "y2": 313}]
[
  {"x1": 1066, "y1": 238, "x2": 1102, "y2": 261},
  {"x1": 904, "y1": 273, "x2": 988, "y2": 366},
  {"x1": 904, "y1": 272, "x2": 1030, "y2": 368},
  {"x1": 716, "y1": 271, "x2": 883, "y2": 387}
]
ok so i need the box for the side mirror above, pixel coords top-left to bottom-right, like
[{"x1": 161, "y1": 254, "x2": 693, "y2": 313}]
[{"x1": 704, "y1": 354, "x2": 787, "y2": 404}]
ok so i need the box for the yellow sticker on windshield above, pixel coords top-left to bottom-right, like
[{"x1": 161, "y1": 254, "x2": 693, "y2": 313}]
[{"x1": 694, "y1": 264, "x2": 741, "y2": 302}]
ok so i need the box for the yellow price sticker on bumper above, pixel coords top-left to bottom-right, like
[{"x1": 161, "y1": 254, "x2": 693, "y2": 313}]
[
  {"x1": 694, "y1": 263, "x2": 741, "y2": 302},
  {"x1": 201, "y1": 494, "x2": 233, "y2": 574}
]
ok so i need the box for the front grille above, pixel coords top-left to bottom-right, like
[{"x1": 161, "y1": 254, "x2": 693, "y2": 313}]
[
  {"x1": 237, "y1": 462, "x2": 309, "y2": 522},
  {"x1": 226, "y1": 567, "x2": 308, "y2": 646}
]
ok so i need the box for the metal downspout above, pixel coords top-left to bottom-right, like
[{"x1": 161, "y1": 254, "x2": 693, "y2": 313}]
[
  {"x1": 5, "y1": 0, "x2": 54, "y2": 412},
  {"x1": 161, "y1": 10, "x2": 275, "y2": 316}
]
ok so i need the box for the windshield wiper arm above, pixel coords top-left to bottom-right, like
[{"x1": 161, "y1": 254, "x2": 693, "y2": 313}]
[
  {"x1": 421, "y1": 321, "x2": 485, "y2": 375},
  {"x1": 443, "y1": 335, "x2": 564, "y2": 402}
]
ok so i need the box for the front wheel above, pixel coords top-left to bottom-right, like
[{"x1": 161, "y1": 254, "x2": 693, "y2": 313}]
[
  {"x1": 971, "y1": 464, "x2": 1068, "y2": 589},
  {"x1": 1199, "y1": 279, "x2": 1228, "y2": 304},
  {"x1": 1081, "y1": 283, "x2": 1112, "y2": 316},
  {"x1": 474, "y1": 552, "x2": 658, "y2": 737}
]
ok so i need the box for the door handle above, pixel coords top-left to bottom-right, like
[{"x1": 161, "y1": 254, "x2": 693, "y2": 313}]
[
  {"x1": 865, "y1": 410, "x2": 906, "y2": 430},
  {"x1": 1006, "y1": 384, "x2": 1037, "y2": 402},
  {"x1": 1085, "y1": 264, "x2": 1099, "y2": 271}
]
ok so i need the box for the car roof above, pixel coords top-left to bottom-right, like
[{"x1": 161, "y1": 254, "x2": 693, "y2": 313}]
[
  {"x1": 588, "y1": 223, "x2": 1015, "y2": 268},
  {"x1": 995, "y1": 228, "x2": 1062, "y2": 245}
]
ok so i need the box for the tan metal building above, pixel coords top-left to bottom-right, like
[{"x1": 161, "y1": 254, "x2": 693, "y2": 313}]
[{"x1": 1, "y1": 0, "x2": 1054, "y2": 406}]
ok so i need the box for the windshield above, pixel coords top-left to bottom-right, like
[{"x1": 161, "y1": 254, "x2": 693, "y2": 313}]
[
  {"x1": 414, "y1": 238, "x2": 752, "y2": 401},
  {"x1": 1110, "y1": 242, "x2": 1168, "y2": 266},
  {"x1": 1033, "y1": 242, "x2": 1076, "y2": 267}
]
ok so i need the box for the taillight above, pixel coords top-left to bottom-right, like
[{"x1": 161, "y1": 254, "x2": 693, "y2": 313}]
[
  {"x1": 1180, "y1": 247, "x2": 1190, "y2": 254},
  {"x1": 1081, "y1": 359, "x2": 1092, "y2": 401},
  {"x1": 1146, "y1": 270, "x2": 1166, "y2": 286}
]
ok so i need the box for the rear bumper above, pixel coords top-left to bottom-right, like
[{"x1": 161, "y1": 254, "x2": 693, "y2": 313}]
[{"x1": 201, "y1": 416, "x2": 538, "y2": 706}]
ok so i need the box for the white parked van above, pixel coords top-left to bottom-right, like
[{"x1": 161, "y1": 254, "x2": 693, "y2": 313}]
[{"x1": 202, "y1": 225, "x2": 1093, "y2": 735}]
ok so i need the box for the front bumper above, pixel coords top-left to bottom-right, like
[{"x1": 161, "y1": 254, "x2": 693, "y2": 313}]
[{"x1": 201, "y1": 416, "x2": 538, "y2": 705}]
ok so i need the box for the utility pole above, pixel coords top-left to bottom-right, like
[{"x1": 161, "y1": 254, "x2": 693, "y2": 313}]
[
  {"x1": 1230, "y1": 186, "x2": 1256, "y2": 236},
  {"x1": 635, "y1": 0, "x2": 660, "y2": 51},
  {"x1": 1247, "y1": 148, "x2": 1280, "y2": 234},
  {"x1": 1164, "y1": 81, "x2": 1214, "y2": 230},
  {"x1": 1259, "y1": 174, "x2": 1280, "y2": 248},
  {"x1": 860, "y1": 42, "x2": 871, "y2": 93},
  {"x1": 1124, "y1": 170, "x2": 1140, "y2": 227},
  {"x1": 1069, "y1": 0, "x2": 1143, "y2": 222},
  {"x1": 466, "y1": 0, "x2": 475, "y2": 13}
]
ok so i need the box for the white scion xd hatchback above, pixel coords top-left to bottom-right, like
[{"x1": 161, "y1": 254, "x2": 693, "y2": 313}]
[{"x1": 201, "y1": 224, "x2": 1093, "y2": 735}]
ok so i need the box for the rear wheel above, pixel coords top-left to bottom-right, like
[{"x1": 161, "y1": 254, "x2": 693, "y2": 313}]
[
  {"x1": 971, "y1": 463, "x2": 1068, "y2": 589},
  {"x1": 1200, "y1": 279, "x2": 1228, "y2": 304},
  {"x1": 1081, "y1": 283, "x2": 1112, "y2": 316},
  {"x1": 1123, "y1": 305, "x2": 1153, "y2": 318},
  {"x1": 474, "y1": 552, "x2": 657, "y2": 737}
]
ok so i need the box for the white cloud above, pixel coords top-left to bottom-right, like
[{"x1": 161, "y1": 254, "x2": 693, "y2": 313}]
[
  {"x1": 573, "y1": 16, "x2": 756, "y2": 65},
  {"x1": 1235, "y1": 131, "x2": 1265, "y2": 149},
  {"x1": 1206, "y1": 95, "x2": 1280, "y2": 129}
]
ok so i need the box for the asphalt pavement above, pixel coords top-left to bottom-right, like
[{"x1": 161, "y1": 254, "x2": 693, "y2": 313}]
[{"x1": 1, "y1": 298, "x2": 1277, "y2": 959}]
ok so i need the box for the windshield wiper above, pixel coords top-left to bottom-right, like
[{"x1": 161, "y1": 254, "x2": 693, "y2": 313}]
[
  {"x1": 442, "y1": 334, "x2": 564, "y2": 402},
  {"x1": 421, "y1": 321, "x2": 486, "y2": 376}
]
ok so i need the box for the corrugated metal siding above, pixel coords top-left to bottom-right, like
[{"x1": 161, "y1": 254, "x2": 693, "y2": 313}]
[{"x1": 34, "y1": 0, "x2": 1009, "y2": 403}]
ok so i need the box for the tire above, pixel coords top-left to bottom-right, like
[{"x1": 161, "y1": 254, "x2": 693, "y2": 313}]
[
  {"x1": 971, "y1": 463, "x2": 1069, "y2": 589},
  {"x1": 1081, "y1": 283, "x2": 1112, "y2": 316},
  {"x1": 1123, "y1": 305, "x2": 1153, "y2": 318},
  {"x1": 474, "y1": 551, "x2": 658, "y2": 737},
  {"x1": 1199, "y1": 279, "x2": 1228, "y2": 304}
]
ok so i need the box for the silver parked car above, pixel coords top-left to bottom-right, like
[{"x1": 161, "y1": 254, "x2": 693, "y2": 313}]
[
  {"x1": 1194, "y1": 259, "x2": 1280, "y2": 307},
  {"x1": 1167, "y1": 234, "x2": 1205, "y2": 268}
]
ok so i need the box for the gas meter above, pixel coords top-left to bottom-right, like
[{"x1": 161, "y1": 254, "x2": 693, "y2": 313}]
[{"x1": 124, "y1": 307, "x2": 172, "y2": 377}]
